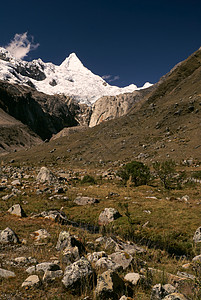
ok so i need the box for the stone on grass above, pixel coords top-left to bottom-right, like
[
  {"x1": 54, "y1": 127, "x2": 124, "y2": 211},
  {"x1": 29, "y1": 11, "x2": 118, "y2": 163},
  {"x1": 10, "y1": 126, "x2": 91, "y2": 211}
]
[
  {"x1": 74, "y1": 196, "x2": 99, "y2": 205},
  {"x1": 0, "y1": 227, "x2": 19, "y2": 244},
  {"x1": 108, "y1": 251, "x2": 133, "y2": 270},
  {"x1": 98, "y1": 208, "x2": 121, "y2": 225},
  {"x1": 163, "y1": 293, "x2": 187, "y2": 300},
  {"x1": 124, "y1": 272, "x2": 141, "y2": 285},
  {"x1": 62, "y1": 246, "x2": 80, "y2": 265},
  {"x1": 56, "y1": 231, "x2": 85, "y2": 254},
  {"x1": 26, "y1": 262, "x2": 60, "y2": 274},
  {"x1": 95, "y1": 257, "x2": 122, "y2": 273},
  {"x1": 62, "y1": 257, "x2": 94, "y2": 292},
  {"x1": 11, "y1": 179, "x2": 21, "y2": 186},
  {"x1": 193, "y1": 226, "x2": 201, "y2": 243},
  {"x1": 0, "y1": 268, "x2": 15, "y2": 278},
  {"x1": 151, "y1": 284, "x2": 177, "y2": 300},
  {"x1": 95, "y1": 270, "x2": 125, "y2": 300},
  {"x1": 192, "y1": 254, "x2": 201, "y2": 262},
  {"x1": 8, "y1": 204, "x2": 26, "y2": 217},
  {"x1": 31, "y1": 229, "x2": 50, "y2": 242},
  {"x1": 36, "y1": 167, "x2": 56, "y2": 183},
  {"x1": 22, "y1": 275, "x2": 40, "y2": 288},
  {"x1": 87, "y1": 251, "x2": 107, "y2": 264},
  {"x1": 43, "y1": 270, "x2": 63, "y2": 282}
]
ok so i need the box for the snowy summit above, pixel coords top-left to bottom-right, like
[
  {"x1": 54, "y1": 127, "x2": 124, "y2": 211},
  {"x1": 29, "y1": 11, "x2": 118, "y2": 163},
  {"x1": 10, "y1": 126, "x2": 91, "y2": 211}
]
[{"x1": 0, "y1": 47, "x2": 152, "y2": 105}]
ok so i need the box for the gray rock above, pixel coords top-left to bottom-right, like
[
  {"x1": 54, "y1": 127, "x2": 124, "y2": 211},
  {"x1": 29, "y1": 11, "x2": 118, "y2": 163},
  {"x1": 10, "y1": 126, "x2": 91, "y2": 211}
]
[
  {"x1": 124, "y1": 272, "x2": 141, "y2": 285},
  {"x1": 11, "y1": 179, "x2": 21, "y2": 186},
  {"x1": 151, "y1": 284, "x2": 177, "y2": 300},
  {"x1": 62, "y1": 257, "x2": 94, "y2": 292},
  {"x1": 95, "y1": 236, "x2": 145, "y2": 254},
  {"x1": 22, "y1": 275, "x2": 40, "y2": 288},
  {"x1": 62, "y1": 246, "x2": 80, "y2": 265},
  {"x1": 43, "y1": 269, "x2": 63, "y2": 282},
  {"x1": 31, "y1": 229, "x2": 50, "y2": 242},
  {"x1": 56, "y1": 231, "x2": 85, "y2": 254},
  {"x1": 87, "y1": 251, "x2": 107, "y2": 263},
  {"x1": 98, "y1": 208, "x2": 121, "y2": 225},
  {"x1": 2, "y1": 193, "x2": 14, "y2": 201},
  {"x1": 74, "y1": 196, "x2": 99, "y2": 205},
  {"x1": 192, "y1": 254, "x2": 201, "y2": 262},
  {"x1": 0, "y1": 227, "x2": 19, "y2": 244},
  {"x1": 95, "y1": 269, "x2": 125, "y2": 300},
  {"x1": 0, "y1": 268, "x2": 15, "y2": 278},
  {"x1": 95, "y1": 257, "x2": 122, "y2": 273},
  {"x1": 36, "y1": 167, "x2": 56, "y2": 183},
  {"x1": 8, "y1": 204, "x2": 26, "y2": 217},
  {"x1": 108, "y1": 251, "x2": 133, "y2": 270},
  {"x1": 14, "y1": 256, "x2": 37, "y2": 265},
  {"x1": 163, "y1": 293, "x2": 187, "y2": 300},
  {"x1": 26, "y1": 262, "x2": 60, "y2": 274},
  {"x1": 193, "y1": 226, "x2": 201, "y2": 243}
]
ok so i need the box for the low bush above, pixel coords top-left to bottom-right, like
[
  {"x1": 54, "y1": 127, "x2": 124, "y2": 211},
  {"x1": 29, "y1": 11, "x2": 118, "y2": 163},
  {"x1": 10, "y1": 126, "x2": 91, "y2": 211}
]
[{"x1": 81, "y1": 174, "x2": 96, "y2": 184}]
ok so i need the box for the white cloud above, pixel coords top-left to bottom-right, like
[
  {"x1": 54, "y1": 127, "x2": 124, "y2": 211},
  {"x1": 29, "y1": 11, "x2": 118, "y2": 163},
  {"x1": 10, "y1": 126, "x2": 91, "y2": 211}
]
[
  {"x1": 102, "y1": 74, "x2": 112, "y2": 80},
  {"x1": 5, "y1": 32, "x2": 39, "y2": 59},
  {"x1": 102, "y1": 74, "x2": 120, "y2": 82},
  {"x1": 109, "y1": 75, "x2": 120, "y2": 82}
]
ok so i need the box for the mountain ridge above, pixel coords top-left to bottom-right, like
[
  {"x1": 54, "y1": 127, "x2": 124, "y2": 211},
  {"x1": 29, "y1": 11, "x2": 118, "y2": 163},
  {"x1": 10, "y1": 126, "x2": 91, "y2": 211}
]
[{"x1": 0, "y1": 47, "x2": 152, "y2": 105}]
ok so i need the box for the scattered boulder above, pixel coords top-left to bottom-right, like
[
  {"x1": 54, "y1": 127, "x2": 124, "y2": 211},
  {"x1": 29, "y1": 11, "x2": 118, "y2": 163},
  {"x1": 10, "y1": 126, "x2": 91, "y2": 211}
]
[
  {"x1": 163, "y1": 293, "x2": 187, "y2": 300},
  {"x1": 62, "y1": 257, "x2": 94, "y2": 293},
  {"x1": 26, "y1": 262, "x2": 60, "y2": 274},
  {"x1": 43, "y1": 270, "x2": 63, "y2": 282},
  {"x1": 8, "y1": 204, "x2": 27, "y2": 217},
  {"x1": 22, "y1": 275, "x2": 40, "y2": 288},
  {"x1": 11, "y1": 179, "x2": 21, "y2": 186},
  {"x1": 108, "y1": 252, "x2": 133, "y2": 270},
  {"x1": 95, "y1": 269, "x2": 125, "y2": 300},
  {"x1": 31, "y1": 229, "x2": 50, "y2": 242},
  {"x1": 0, "y1": 268, "x2": 15, "y2": 278},
  {"x1": 74, "y1": 196, "x2": 99, "y2": 205},
  {"x1": 87, "y1": 251, "x2": 107, "y2": 264},
  {"x1": 193, "y1": 226, "x2": 201, "y2": 243},
  {"x1": 98, "y1": 208, "x2": 121, "y2": 225},
  {"x1": 95, "y1": 257, "x2": 122, "y2": 273},
  {"x1": 95, "y1": 236, "x2": 145, "y2": 254},
  {"x1": 62, "y1": 246, "x2": 80, "y2": 265},
  {"x1": 36, "y1": 167, "x2": 56, "y2": 183},
  {"x1": 124, "y1": 272, "x2": 141, "y2": 286},
  {"x1": 0, "y1": 227, "x2": 19, "y2": 244},
  {"x1": 56, "y1": 231, "x2": 85, "y2": 254},
  {"x1": 151, "y1": 283, "x2": 177, "y2": 300},
  {"x1": 192, "y1": 254, "x2": 201, "y2": 262}
]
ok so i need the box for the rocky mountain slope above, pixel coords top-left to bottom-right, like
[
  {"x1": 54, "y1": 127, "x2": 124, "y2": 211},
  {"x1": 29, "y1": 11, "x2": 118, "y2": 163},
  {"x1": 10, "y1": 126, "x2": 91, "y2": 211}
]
[
  {"x1": 6, "y1": 47, "x2": 201, "y2": 165},
  {"x1": 0, "y1": 108, "x2": 41, "y2": 154}
]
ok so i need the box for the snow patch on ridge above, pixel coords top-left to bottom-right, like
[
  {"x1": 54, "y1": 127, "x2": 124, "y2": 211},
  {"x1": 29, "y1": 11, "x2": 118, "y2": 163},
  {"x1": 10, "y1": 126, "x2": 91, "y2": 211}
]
[{"x1": 0, "y1": 47, "x2": 152, "y2": 105}]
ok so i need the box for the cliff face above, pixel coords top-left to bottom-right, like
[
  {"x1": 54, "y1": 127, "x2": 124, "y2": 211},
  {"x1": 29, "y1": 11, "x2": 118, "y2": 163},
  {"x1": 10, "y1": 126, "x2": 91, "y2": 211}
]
[
  {"x1": 89, "y1": 86, "x2": 154, "y2": 127},
  {"x1": 0, "y1": 81, "x2": 92, "y2": 140}
]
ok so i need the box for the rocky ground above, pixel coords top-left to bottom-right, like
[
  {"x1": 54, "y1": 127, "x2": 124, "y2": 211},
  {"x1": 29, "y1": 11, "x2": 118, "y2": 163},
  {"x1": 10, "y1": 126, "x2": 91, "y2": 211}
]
[{"x1": 0, "y1": 163, "x2": 201, "y2": 299}]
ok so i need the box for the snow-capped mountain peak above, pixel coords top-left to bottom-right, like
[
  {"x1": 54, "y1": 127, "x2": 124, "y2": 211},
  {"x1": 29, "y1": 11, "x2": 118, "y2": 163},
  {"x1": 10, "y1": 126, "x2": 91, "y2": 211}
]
[{"x1": 0, "y1": 47, "x2": 152, "y2": 105}]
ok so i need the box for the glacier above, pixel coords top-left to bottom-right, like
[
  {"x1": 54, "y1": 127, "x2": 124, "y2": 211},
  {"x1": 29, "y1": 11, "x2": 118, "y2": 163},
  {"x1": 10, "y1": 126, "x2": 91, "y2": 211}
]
[{"x1": 0, "y1": 47, "x2": 152, "y2": 105}]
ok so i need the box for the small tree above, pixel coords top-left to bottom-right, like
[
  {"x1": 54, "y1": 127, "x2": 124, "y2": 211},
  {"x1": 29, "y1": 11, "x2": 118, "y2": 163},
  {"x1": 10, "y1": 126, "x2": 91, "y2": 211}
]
[
  {"x1": 153, "y1": 160, "x2": 176, "y2": 189},
  {"x1": 117, "y1": 161, "x2": 151, "y2": 186}
]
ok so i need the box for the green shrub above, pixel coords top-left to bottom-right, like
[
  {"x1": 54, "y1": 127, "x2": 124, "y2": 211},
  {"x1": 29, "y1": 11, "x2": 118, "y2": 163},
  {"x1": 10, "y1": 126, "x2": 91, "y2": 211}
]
[
  {"x1": 81, "y1": 174, "x2": 96, "y2": 184},
  {"x1": 153, "y1": 160, "x2": 176, "y2": 189},
  {"x1": 117, "y1": 161, "x2": 151, "y2": 186},
  {"x1": 192, "y1": 171, "x2": 201, "y2": 179}
]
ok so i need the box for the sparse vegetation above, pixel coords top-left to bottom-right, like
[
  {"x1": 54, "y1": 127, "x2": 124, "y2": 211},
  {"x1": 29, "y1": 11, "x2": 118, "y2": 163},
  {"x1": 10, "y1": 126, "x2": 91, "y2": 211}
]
[{"x1": 117, "y1": 161, "x2": 151, "y2": 186}]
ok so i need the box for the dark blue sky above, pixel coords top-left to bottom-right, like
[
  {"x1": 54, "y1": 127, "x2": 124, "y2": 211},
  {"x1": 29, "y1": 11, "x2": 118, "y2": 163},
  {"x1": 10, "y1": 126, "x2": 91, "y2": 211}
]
[{"x1": 1, "y1": 0, "x2": 201, "y2": 87}]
